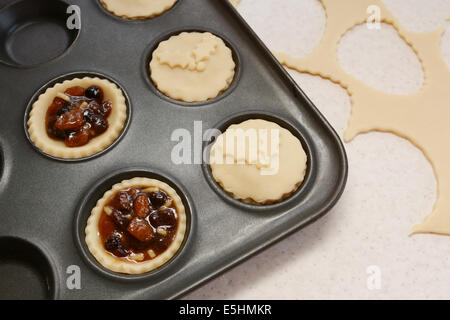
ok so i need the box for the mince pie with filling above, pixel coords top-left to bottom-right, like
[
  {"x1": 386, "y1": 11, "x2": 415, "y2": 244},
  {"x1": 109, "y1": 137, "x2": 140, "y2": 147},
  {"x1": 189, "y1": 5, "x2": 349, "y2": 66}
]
[
  {"x1": 85, "y1": 177, "x2": 187, "y2": 274},
  {"x1": 27, "y1": 77, "x2": 127, "y2": 159}
]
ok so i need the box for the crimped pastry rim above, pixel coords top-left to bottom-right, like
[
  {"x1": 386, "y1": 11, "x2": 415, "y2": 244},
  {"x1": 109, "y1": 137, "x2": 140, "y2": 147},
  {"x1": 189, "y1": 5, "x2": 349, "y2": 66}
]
[
  {"x1": 100, "y1": 0, "x2": 178, "y2": 19},
  {"x1": 85, "y1": 177, "x2": 187, "y2": 274},
  {"x1": 149, "y1": 31, "x2": 236, "y2": 102},
  {"x1": 209, "y1": 119, "x2": 308, "y2": 204},
  {"x1": 27, "y1": 77, "x2": 127, "y2": 159}
]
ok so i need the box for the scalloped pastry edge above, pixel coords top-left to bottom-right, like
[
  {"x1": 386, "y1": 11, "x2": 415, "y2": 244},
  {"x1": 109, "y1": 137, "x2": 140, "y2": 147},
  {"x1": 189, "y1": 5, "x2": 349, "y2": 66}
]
[
  {"x1": 150, "y1": 32, "x2": 236, "y2": 102},
  {"x1": 85, "y1": 177, "x2": 187, "y2": 274},
  {"x1": 27, "y1": 77, "x2": 127, "y2": 159},
  {"x1": 100, "y1": 0, "x2": 178, "y2": 19},
  {"x1": 210, "y1": 120, "x2": 307, "y2": 205}
]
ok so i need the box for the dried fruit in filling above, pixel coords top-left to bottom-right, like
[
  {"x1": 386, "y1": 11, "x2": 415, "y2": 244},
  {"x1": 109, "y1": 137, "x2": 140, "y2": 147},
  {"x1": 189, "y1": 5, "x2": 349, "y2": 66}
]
[
  {"x1": 45, "y1": 85, "x2": 112, "y2": 147},
  {"x1": 99, "y1": 186, "x2": 179, "y2": 263}
]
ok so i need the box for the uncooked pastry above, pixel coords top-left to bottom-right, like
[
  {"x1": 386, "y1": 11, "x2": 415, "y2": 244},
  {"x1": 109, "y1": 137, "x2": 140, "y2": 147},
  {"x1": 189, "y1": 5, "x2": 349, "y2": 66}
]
[
  {"x1": 210, "y1": 119, "x2": 307, "y2": 204},
  {"x1": 234, "y1": 0, "x2": 450, "y2": 235},
  {"x1": 230, "y1": 0, "x2": 240, "y2": 7},
  {"x1": 27, "y1": 77, "x2": 127, "y2": 159},
  {"x1": 100, "y1": 0, "x2": 177, "y2": 19},
  {"x1": 150, "y1": 32, "x2": 236, "y2": 102},
  {"x1": 85, "y1": 177, "x2": 187, "y2": 274}
]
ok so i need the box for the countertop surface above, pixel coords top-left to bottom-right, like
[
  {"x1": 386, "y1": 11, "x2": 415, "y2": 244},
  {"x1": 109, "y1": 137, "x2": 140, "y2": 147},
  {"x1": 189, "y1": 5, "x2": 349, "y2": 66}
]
[{"x1": 184, "y1": 0, "x2": 450, "y2": 299}]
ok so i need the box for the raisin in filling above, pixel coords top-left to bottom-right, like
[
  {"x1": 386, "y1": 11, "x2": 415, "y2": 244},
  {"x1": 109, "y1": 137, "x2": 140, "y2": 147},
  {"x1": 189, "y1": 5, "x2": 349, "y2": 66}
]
[
  {"x1": 45, "y1": 85, "x2": 112, "y2": 147},
  {"x1": 99, "y1": 187, "x2": 179, "y2": 262}
]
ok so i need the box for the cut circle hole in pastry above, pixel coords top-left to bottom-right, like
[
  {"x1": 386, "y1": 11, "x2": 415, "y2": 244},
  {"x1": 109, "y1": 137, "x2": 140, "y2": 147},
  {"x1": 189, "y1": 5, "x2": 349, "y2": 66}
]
[
  {"x1": 203, "y1": 113, "x2": 311, "y2": 209},
  {"x1": 147, "y1": 30, "x2": 238, "y2": 104},
  {"x1": 337, "y1": 22, "x2": 424, "y2": 95},
  {"x1": 237, "y1": 0, "x2": 326, "y2": 58},
  {"x1": 25, "y1": 73, "x2": 130, "y2": 161},
  {"x1": 286, "y1": 70, "x2": 352, "y2": 139},
  {"x1": 99, "y1": 0, "x2": 179, "y2": 20},
  {"x1": 85, "y1": 177, "x2": 187, "y2": 275}
]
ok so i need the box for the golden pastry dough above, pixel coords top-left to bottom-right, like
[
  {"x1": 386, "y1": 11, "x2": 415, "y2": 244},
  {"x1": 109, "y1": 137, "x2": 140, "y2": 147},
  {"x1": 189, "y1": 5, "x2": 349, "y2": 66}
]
[
  {"x1": 230, "y1": 0, "x2": 240, "y2": 7},
  {"x1": 150, "y1": 32, "x2": 236, "y2": 102},
  {"x1": 100, "y1": 0, "x2": 177, "y2": 19},
  {"x1": 85, "y1": 177, "x2": 187, "y2": 274},
  {"x1": 27, "y1": 77, "x2": 127, "y2": 159},
  {"x1": 234, "y1": 0, "x2": 450, "y2": 235},
  {"x1": 210, "y1": 119, "x2": 307, "y2": 204}
]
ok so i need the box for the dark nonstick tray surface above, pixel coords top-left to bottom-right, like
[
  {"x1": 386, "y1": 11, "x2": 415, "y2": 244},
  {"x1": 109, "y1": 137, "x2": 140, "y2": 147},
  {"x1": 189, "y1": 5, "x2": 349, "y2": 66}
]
[{"x1": 0, "y1": 0, "x2": 347, "y2": 299}]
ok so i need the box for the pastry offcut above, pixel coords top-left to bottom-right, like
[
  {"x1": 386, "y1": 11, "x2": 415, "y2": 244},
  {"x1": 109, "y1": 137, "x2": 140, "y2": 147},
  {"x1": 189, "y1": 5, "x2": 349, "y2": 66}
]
[
  {"x1": 150, "y1": 32, "x2": 236, "y2": 102},
  {"x1": 209, "y1": 119, "x2": 308, "y2": 204},
  {"x1": 249, "y1": 0, "x2": 450, "y2": 235}
]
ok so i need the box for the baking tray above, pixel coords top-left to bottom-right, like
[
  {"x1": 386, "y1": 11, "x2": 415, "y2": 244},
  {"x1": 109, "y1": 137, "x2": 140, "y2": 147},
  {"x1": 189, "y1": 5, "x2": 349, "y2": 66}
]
[{"x1": 0, "y1": 0, "x2": 348, "y2": 299}]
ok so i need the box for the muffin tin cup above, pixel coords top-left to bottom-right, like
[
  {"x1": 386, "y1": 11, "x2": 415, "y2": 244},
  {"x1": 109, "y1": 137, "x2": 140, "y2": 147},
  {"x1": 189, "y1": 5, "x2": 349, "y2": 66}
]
[
  {"x1": 0, "y1": 0, "x2": 80, "y2": 68},
  {"x1": 0, "y1": 0, "x2": 347, "y2": 299},
  {"x1": 0, "y1": 237, "x2": 58, "y2": 300},
  {"x1": 142, "y1": 26, "x2": 242, "y2": 107},
  {"x1": 202, "y1": 111, "x2": 314, "y2": 214},
  {"x1": 73, "y1": 167, "x2": 195, "y2": 282},
  {"x1": 23, "y1": 71, "x2": 132, "y2": 162}
]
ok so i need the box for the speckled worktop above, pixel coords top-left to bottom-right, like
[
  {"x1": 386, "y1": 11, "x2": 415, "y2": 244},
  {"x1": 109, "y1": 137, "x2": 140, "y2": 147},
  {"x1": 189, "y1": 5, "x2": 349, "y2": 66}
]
[{"x1": 184, "y1": 0, "x2": 450, "y2": 299}]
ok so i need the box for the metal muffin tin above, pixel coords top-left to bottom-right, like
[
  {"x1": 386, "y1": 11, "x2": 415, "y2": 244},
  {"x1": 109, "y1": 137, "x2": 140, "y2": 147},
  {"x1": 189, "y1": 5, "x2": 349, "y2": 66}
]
[{"x1": 0, "y1": 0, "x2": 348, "y2": 299}]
